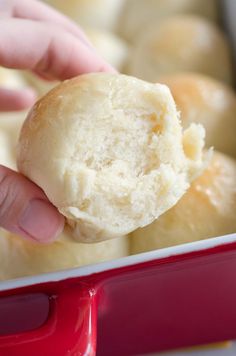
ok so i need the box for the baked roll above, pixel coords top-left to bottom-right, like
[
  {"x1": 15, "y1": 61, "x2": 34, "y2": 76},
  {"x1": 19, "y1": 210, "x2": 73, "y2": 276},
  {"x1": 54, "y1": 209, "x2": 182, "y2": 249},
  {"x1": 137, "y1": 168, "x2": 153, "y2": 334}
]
[
  {"x1": 119, "y1": 0, "x2": 218, "y2": 42},
  {"x1": 159, "y1": 73, "x2": 236, "y2": 158},
  {"x1": 127, "y1": 16, "x2": 232, "y2": 84},
  {"x1": 44, "y1": 0, "x2": 124, "y2": 31},
  {"x1": 0, "y1": 229, "x2": 129, "y2": 280},
  {"x1": 131, "y1": 151, "x2": 236, "y2": 253},
  {"x1": 17, "y1": 73, "x2": 208, "y2": 242}
]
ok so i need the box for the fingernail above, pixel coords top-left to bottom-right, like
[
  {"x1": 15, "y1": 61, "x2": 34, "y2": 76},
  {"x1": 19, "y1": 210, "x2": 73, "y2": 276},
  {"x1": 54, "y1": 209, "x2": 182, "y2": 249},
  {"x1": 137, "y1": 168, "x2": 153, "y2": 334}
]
[{"x1": 19, "y1": 199, "x2": 64, "y2": 243}]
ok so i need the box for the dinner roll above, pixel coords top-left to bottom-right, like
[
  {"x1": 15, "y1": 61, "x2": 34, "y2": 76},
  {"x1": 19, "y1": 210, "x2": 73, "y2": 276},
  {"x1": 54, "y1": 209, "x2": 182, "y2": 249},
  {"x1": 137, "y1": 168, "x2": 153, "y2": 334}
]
[
  {"x1": 44, "y1": 0, "x2": 124, "y2": 31},
  {"x1": 17, "y1": 73, "x2": 208, "y2": 243},
  {"x1": 159, "y1": 73, "x2": 236, "y2": 158},
  {"x1": 131, "y1": 151, "x2": 236, "y2": 254},
  {"x1": 0, "y1": 229, "x2": 129, "y2": 280},
  {"x1": 85, "y1": 28, "x2": 128, "y2": 71},
  {"x1": 0, "y1": 67, "x2": 27, "y2": 89},
  {"x1": 119, "y1": 0, "x2": 218, "y2": 42},
  {"x1": 128, "y1": 16, "x2": 232, "y2": 84}
]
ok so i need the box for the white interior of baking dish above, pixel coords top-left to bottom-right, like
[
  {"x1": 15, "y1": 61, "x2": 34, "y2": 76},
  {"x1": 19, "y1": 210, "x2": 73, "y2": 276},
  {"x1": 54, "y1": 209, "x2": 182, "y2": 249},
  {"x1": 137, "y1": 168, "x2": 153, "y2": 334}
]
[
  {"x1": 0, "y1": 232, "x2": 235, "y2": 292},
  {"x1": 0, "y1": 0, "x2": 235, "y2": 292}
]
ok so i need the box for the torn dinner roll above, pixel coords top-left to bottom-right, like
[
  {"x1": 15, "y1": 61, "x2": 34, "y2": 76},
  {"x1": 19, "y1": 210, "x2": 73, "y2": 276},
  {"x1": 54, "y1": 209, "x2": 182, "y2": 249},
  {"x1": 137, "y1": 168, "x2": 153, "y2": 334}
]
[{"x1": 17, "y1": 73, "x2": 208, "y2": 243}]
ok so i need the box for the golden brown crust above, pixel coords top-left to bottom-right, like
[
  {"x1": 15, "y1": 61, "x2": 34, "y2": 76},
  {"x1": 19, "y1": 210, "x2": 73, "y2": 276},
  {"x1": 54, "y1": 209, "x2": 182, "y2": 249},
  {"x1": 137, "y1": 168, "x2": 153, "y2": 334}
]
[
  {"x1": 159, "y1": 73, "x2": 236, "y2": 158},
  {"x1": 131, "y1": 151, "x2": 236, "y2": 253},
  {"x1": 127, "y1": 15, "x2": 232, "y2": 84}
]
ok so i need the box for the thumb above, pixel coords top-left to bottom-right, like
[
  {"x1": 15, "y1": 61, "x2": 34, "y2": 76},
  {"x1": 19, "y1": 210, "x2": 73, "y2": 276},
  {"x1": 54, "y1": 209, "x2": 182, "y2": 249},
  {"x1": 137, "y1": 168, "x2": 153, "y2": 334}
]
[{"x1": 0, "y1": 165, "x2": 64, "y2": 242}]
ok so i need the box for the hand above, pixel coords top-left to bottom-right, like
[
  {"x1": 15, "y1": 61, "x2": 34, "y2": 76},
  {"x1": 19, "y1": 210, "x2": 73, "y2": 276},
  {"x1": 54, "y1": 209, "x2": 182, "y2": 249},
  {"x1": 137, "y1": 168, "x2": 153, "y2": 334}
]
[
  {"x1": 0, "y1": 0, "x2": 114, "y2": 242},
  {"x1": 0, "y1": 0, "x2": 114, "y2": 111}
]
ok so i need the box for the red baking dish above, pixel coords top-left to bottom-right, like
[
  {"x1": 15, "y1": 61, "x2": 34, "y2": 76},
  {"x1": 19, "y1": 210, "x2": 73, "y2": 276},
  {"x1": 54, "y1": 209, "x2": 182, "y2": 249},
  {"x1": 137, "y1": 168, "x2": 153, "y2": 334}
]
[
  {"x1": 0, "y1": 1, "x2": 236, "y2": 355},
  {"x1": 0, "y1": 233, "x2": 236, "y2": 356}
]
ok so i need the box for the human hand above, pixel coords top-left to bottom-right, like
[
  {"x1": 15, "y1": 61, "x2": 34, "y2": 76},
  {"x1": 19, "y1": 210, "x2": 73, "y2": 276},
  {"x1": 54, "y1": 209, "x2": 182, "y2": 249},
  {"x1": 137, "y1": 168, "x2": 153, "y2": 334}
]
[{"x1": 0, "y1": 0, "x2": 114, "y2": 242}]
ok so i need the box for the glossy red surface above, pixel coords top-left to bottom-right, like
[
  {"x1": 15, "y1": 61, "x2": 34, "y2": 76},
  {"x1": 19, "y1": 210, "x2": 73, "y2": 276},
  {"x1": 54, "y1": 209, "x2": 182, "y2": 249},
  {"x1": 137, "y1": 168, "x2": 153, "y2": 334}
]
[
  {"x1": 0, "y1": 285, "x2": 97, "y2": 356},
  {"x1": 0, "y1": 293, "x2": 49, "y2": 335},
  {"x1": 1, "y1": 241, "x2": 236, "y2": 355},
  {"x1": 96, "y1": 245, "x2": 236, "y2": 355}
]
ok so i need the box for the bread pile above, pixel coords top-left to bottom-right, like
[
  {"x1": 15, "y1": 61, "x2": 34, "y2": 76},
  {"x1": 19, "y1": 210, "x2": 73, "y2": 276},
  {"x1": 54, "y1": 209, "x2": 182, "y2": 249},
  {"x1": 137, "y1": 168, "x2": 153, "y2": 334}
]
[
  {"x1": 39, "y1": 0, "x2": 235, "y2": 250},
  {"x1": 0, "y1": 0, "x2": 236, "y2": 279}
]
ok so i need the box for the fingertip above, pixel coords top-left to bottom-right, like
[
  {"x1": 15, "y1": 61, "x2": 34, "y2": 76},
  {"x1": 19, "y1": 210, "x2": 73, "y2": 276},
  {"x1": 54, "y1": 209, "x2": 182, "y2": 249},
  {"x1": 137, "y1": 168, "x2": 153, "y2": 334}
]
[
  {"x1": 18, "y1": 199, "x2": 65, "y2": 243},
  {"x1": 0, "y1": 166, "x2": 65, "y2": 243}
]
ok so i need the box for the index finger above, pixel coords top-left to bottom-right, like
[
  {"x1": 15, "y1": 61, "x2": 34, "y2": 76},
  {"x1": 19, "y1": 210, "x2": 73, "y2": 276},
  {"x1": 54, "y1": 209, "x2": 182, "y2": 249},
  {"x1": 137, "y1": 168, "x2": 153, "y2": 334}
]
[
  {"x1": 1, "y1": 0, "x2": 91, "y2": 47},
  {"x1": 0, "y1": 18, "x2": 115, "y2": 80}
]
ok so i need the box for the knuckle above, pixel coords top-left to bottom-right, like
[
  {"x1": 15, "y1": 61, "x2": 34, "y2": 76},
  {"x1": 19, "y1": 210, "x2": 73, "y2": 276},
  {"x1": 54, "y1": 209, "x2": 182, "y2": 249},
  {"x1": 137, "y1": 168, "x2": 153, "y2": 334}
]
[{"x1": 36, "y1": 32, "x2": 61, "y2": 77}]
